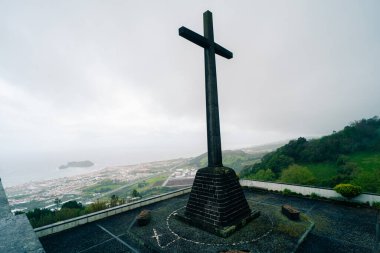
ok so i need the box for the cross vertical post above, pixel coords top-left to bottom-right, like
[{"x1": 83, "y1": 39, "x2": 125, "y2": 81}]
[
  {"x1": 179, "y1": 10, "x2": 232, "y2": 167},
  {"x1": 204, "y1": 11, "x2": 223, "y2": 167}
]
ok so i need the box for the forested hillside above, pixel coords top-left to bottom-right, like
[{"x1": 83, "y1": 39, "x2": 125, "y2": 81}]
[{"x1": 240, "y1": 117, "x2": 380, "y2": 193}]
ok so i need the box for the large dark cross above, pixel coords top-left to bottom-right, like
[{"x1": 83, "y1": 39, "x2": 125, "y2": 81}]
[
  {"x1": 179, "y1": 10, "x2": 232, "y2": 167},
  {"x1": 177, "y1": 11, "x2": 256, "y2": 237}
]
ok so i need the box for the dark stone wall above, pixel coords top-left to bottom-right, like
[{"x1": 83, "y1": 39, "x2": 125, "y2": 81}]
[{"x1": 185, "y1": 167, "x2": 251, "y2": 227}]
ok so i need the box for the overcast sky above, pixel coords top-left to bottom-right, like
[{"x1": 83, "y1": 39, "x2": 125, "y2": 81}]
[{"x1": 1, "y1": 1, "x2": 379, "y2": 182}]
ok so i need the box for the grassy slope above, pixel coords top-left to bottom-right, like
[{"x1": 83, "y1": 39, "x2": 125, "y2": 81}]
[
  {"x1": 349, "y1": 152, "x2": 380, "y2": 172},
  {"x1": 294, "y1": 152, "x2": 380, "y2": 192},
  {"x1": 303, "y1": 162, "x2": 339, "y2": 185},
  {"x1": 242, "y1": 151, "x2": 380, "y2": 194},
  {"x1": 82, "y1": 180, "x2": 127, "y2": 194},
  {"x1": 94, "y1": 173, "x2": 172, "y2": 201}
]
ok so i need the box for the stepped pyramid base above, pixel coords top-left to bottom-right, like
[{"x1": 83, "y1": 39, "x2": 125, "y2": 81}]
[{"x1": 175, "y1": 166, "x2": 260, "y2": 237}]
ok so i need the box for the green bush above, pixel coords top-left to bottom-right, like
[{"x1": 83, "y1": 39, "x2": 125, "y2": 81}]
[
  {"x1": 84, "y1": 200, "x2": 108, "y2": 213},
  {"x1": 283, "y1": 188, "x2": 293, "y2": 195},
  {"x1": 310, "y1": 193, "x2": 319, "y2": 199},
  {"x1": 282, "y1": 188, "x2": 305, "y2": 197},
  {"x1": 334, "y1": 183, "x2": 362, "y2": 198},
  {"x1": 372, "y1": 202, "x2": 380, "y2": 209}
]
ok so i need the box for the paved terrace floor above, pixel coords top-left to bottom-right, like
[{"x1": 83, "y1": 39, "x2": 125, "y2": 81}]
[{"x1": 40, "y1": 190, "x2": 379, "y2": 253}]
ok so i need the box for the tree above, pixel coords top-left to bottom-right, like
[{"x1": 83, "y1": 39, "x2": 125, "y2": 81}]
[
  {"x1": 336, "y1": 155, "x2": 349, "y2": 166},
  {"x1": 281, "y1": 137, "x2": 307, "y2": 161},
  {"x1": 61, "y1": 201, "x2": 83, "y2": 209},
  {"x1": 265, "y1": 154, "x2": 295, "y2": 175},
  {"x1": 54, "y1": 198, "x2": 61, "y2": 209},
  {"x1": 249, "y1": 169, "x2": 275, "y2": 181},
  {"x1": 132, "y1": 189, "x2": 141, "y2": 198},
  {"x1": 110, "y1": 195, "x2": 119, "y2": 207},
  {"x1": 279, "y1": 165, "x2": 316, "y2": 185}
]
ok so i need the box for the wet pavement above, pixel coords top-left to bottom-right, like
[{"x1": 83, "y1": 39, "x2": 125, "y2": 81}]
[{"x1": 40, "y1": 190, "x2": 378, "y2": 253}]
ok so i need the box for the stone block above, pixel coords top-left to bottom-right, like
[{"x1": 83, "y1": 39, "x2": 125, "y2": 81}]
[
  {"x1": 282, "y1": 204, "x2": 300, "y2": 220},
  {"x1": 136, "y1": 209, "x2": 151, "y2": 226}
]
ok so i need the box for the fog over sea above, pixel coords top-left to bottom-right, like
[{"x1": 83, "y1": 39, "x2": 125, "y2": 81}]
[
  {"x1": 0, "y1": 148, "x2": 192, "y2": 188},
  {"x1": 0, "y1": 159, "x2": 105, "y2": 188}
]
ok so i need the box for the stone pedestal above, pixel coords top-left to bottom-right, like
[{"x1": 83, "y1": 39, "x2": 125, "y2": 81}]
[{"x1": 176, "y1": 167, "x2": 259, "y2": 237}]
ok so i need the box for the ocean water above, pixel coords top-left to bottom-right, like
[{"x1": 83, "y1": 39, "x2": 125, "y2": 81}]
[
  {"x1": 0, "y1": 157, "x2": 107, "y2": 188},
  {"x1": 0, "y1": 149, "x2": 133, "y2": 187},
  {"x1": 0, "y1": 148, "x2": 189, "y2": 188}
]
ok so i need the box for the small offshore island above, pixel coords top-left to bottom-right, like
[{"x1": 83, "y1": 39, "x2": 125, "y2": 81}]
[{"x1": 58, "y1": 160, "x2": 94, "y2": 170}]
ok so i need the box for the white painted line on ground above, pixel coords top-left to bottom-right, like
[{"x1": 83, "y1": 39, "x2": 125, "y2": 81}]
[
  {"x1": 152, "y1": 228, "x2": 163, "y2": 247},
  {"x1": 77, "y1": 233, "x2": 125, "y2": 253},
  {"x1": 162, "y1": 176, "x2": 170, "y2": 187},
  {"x1": 305, "y1": 203, "x2": 317, "y2": 214},
  {"x1": 164, "y1": 206, "x2": 273, "y2": 247},
  {"x1": 127, "y1": 218, "x2": 136, "y2": 232},
  {"x1": 97, "y1": 224, "x2": 139, "y2": 253}
]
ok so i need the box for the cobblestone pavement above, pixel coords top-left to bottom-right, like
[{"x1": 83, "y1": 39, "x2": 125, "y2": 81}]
[{"x1": 40, "y1": 190, "x2": 378, "y2": 253}]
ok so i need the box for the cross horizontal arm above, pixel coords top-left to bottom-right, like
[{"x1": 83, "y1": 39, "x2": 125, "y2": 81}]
[
  {"x1": 179, "y1": 26, "x2": 233, "y2": 59},
  {"x1": 179, "y1": 26, "x2": 209, "y2": 48},
  {"x1": 214, "y1": 43, "x2": 233, "y2": 59}
]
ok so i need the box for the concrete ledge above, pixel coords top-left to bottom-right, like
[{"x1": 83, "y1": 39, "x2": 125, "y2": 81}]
[
  {"x1": 0, "y1": 179, "x2": 45, "y2": 252},
  {"x1": 0, "y1": 178, "x2": 11, "y2": 218},
  {"x1": 34, "y1": 187, "x2": 191, "y2": 237},
  {"x1": 0, "y1": 214, "x2": 45, "y2": 253},
  {"x1": 240, "y1": 179, "x2": 380, "y2": 205}
]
